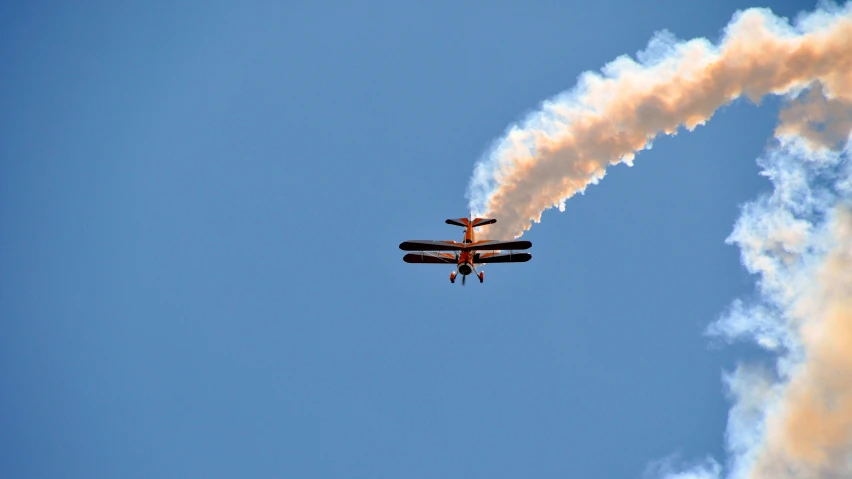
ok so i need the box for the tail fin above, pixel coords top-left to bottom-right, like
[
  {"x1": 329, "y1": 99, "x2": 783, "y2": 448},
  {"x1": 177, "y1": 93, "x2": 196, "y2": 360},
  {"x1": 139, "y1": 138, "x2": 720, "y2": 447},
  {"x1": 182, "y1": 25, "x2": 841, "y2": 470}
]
[{"x1": 445, "y1": 218, "x2": 496, "y2": 227}]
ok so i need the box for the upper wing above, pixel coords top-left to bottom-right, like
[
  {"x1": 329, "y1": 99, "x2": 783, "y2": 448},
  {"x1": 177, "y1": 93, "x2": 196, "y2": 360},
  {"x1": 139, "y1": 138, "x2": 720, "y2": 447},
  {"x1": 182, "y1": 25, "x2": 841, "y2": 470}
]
[
  {"x1": 399, "y1": 240, "x2": 464, "y2": 251},
  {"x1": 465, "y1": 240, "x2": 532, "y2": 251},
  {"x1": 475, "y1": 252, "x2": 532, "y2": 264},
  {"x1": 403, "y1": 253, "x2": 457, "y2": 264}
]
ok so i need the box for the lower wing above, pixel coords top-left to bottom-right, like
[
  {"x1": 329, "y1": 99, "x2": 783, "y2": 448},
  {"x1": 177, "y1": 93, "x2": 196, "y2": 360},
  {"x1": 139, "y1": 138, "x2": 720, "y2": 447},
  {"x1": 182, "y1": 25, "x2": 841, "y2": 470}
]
[
  {"x1": 475, "y1": 252, "x2": 532, "y2": 264},
  {"x1": 403, "y1": 253, "x2": 457, "y2": 264}
]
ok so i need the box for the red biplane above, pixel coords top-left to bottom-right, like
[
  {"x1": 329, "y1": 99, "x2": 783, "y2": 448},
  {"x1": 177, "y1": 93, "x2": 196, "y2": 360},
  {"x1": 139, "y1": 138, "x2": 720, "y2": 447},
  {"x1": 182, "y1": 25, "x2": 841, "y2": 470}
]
[{"x1": 399, "y1": 217, "x2": 532, "y2": 285}]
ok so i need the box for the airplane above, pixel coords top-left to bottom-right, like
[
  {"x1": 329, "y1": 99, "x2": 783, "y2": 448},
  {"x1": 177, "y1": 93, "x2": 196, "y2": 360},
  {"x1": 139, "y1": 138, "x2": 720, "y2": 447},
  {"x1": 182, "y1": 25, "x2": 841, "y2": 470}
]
[{"x1": 399, "y1": 217, "x2": 532, "y2": 285}]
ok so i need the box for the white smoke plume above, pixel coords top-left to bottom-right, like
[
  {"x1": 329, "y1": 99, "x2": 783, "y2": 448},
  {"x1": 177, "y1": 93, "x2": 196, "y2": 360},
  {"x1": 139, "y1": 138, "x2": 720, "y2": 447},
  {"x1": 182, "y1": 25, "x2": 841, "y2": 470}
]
[
  {"x1": 467, "y1": 2, "x2": 852, "y2": 240},
  {"x1": 463, "y1": 3, "x2": 852, "y2": 478},
  {"x1": 675, "y1": 123, "x2": 852, "y2": 479}
]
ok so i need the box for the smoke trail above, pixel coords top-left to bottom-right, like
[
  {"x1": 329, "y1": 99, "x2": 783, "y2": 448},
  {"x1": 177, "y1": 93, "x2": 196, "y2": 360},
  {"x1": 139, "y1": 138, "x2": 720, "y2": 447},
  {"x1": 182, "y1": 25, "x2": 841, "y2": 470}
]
[
  {"x1": 467, "y1": 3, "x2": 852, "y2": 240},
  {"x1": 650, "y1": 87, "x2": 852, "y2": 479},
  {"x1": 462, "y1": 3, "x2": 852, "y2": 478}
]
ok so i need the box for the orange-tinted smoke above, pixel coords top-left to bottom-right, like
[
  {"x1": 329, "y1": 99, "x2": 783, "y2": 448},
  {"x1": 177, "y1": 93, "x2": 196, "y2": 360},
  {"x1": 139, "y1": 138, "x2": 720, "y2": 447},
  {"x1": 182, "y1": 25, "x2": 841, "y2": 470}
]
[
  {"x1": 747, "y1": 207, "x2": 852, "y2": 478},
  {"x1": 470, "y1": 6, "x2": 852, "y2": 239}
]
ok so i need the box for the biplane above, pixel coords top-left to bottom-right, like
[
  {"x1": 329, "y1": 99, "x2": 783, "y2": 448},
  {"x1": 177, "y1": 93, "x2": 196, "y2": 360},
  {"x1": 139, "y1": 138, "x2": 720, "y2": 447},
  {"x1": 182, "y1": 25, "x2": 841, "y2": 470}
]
[{"x1": 399, "y1": 217, "x2": 532, "y2": 285}]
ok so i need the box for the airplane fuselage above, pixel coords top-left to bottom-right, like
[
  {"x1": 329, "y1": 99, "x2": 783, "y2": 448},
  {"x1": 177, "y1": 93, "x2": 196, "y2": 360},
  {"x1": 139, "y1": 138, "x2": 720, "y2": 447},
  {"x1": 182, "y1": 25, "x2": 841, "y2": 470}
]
[{"x1": 456, "y1": 222, "x2": 476, "y2": 275}]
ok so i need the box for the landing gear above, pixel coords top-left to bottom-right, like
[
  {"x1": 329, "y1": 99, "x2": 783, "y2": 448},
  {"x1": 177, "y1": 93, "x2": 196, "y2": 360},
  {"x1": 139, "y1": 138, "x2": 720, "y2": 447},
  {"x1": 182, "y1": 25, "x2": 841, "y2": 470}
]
[
  {"x1": 451, "y1": 266, "x2": 483, "y2": 285},
  {"x1": 472, "y1": 265, "x2": 484, "y2": 283}
]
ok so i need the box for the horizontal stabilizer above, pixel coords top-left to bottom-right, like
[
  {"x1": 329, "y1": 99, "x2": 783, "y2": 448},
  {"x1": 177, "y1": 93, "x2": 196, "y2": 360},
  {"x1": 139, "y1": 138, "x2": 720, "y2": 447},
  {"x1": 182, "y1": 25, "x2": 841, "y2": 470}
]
[
  {"x1": 471, "y1": 218, "x2": 496, "y2": 227},
  {"x1": 445, "y1": 217, "x2": 497, "y2": 228},
  {"x1": 403, "y1": 253, "x2": 457, "y2": 264},
  {"x1": 475, "y1": 252, "x2": 531, "y2": 264}
]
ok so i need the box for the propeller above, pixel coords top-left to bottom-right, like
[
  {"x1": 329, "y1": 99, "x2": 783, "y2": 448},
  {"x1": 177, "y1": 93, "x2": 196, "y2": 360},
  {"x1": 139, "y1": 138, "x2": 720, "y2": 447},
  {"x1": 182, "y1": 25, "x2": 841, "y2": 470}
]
[{"x1": 462, "y1": 274, "x2": 466, "y2": 286}]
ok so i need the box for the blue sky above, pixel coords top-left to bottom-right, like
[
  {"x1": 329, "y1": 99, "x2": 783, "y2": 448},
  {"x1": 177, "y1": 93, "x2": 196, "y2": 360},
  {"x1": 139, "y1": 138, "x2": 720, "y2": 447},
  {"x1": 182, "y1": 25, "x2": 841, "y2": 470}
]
[{"x1": 0, "y1": 1, "x2": 812, "y2": 478}]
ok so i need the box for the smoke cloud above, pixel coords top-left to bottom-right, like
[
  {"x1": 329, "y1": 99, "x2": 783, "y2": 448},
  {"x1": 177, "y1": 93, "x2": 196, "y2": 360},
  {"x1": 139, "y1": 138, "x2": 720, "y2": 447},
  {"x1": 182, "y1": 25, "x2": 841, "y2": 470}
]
[
  {"x1": 467, "y1": 3, "x2": 852, "y2": 240},
  {"x1": 705, "y1": 124, "x2": 852, "y2": 478},
  {"x1": 464, "y1": 3, "x2": 852, "y2": 478}
]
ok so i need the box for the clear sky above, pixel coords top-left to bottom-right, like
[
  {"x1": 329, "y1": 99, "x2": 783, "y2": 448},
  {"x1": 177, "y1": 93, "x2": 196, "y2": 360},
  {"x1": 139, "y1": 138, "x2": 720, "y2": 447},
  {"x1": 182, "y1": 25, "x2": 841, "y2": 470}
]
[{"x1": 0, "y1": 1, "x2": 814, "y2": 478}]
